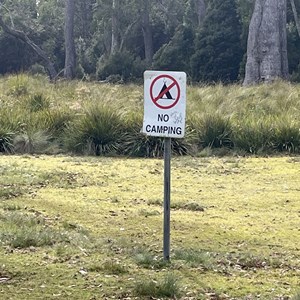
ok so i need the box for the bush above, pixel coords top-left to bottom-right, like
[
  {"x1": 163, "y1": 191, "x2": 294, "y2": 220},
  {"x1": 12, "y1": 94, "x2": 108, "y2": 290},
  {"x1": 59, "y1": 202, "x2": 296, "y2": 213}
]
[
  {"x1": 152, "y1": 24, "x2": 194, "y2": 74},
  {"x1": 96, "y1": 51, "x2": 146, "y2": 83},
  {"x1": 64, "y1": 104, "x2": 125, "y2": 155}
]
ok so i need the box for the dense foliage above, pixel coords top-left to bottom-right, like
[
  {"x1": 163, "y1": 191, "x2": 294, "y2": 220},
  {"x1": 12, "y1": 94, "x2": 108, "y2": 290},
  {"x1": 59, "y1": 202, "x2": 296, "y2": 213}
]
[
  {"x1": 0, "y1": 0, "x2": 300, "y2": 83},
  {"x1": 191, "y1": 0, "x2": 243, "y2": 82}
]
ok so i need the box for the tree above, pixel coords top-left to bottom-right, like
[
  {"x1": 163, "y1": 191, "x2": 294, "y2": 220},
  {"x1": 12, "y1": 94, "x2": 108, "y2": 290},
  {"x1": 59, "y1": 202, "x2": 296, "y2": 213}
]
[
  {"x1": 140, "y1": 0, "x2": 153, "y2": 65},
  {"x1": 290, "y1": 0, "x2": 300, "y2": 37},
  {"x1": 64, "y1": 0, "x2": 76, "y2": 79},
  {"x1": 0, "y1": 13, "x2": 57, "y2": 79},
  {"x1": 191, "y1": 0, "x2": 242, "y2": 83},
  {"x1": 152, "y1": 24, "x2": 194, "y2": 73},
  {"x1": 185, "y1": 0, "x2": 206, "y2": 28},
  {"x1": 110, "y1": 0, "x2": 118, "y2": 55},
  {"x1": 243, "y1": 0, "x2": 289, "y2": 85}
]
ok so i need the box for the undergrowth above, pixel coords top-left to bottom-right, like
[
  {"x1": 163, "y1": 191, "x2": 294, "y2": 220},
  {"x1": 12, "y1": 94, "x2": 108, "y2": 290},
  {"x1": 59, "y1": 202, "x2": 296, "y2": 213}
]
[{"x1": 0, "y1": 74, "x2": 300, "y2": 156}]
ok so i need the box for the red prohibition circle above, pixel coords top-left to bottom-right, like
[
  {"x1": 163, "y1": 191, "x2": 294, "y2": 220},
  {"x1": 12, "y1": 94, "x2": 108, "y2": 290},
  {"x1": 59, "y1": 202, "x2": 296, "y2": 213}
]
[{"x1": 150, "y1": 74, "x2": 180, "y2": 109}]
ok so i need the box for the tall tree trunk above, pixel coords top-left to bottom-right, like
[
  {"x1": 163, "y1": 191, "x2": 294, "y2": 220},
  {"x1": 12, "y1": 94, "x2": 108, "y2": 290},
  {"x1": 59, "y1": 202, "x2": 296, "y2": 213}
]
[
  {"x1": 196, "y1": 0, "x2": 206, "y2": 25},
  {"x1": 290, "y1": 0, "x2": 300, "y2": 38},
  {"x1": 79, "y1": 0, "x2": 93, "y2": 39},
  {"x1": 110, "y1": 0, "x2": 119, "y2": 55},
  {"x1": 141, "y1": 0, "x2": 153, "y2": 65},
  {"x1": 243, "y1": 0, "x2": 288, "y2": 85},
  {"x1": 0, "y1": 15, "x2": 57, "y2": 80},
  {"x1": 64, "y1": 0, "x2": 76, "y2": 79}
]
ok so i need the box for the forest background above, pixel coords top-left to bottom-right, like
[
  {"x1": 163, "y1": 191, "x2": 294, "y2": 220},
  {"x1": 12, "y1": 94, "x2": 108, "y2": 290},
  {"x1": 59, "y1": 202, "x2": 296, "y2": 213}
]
[{"x1": 1, "y1": 0, "x2": 300, "y2": 84}]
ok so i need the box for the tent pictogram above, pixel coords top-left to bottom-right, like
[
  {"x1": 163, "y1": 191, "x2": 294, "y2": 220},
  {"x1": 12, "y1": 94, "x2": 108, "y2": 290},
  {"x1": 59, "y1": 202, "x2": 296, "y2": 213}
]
[
  {"x1": 159, "y1": 82, "x2": 174, "y2": 100},
  {"x1": 150, "y1": 74, "x2": 180, "y2": 109}
]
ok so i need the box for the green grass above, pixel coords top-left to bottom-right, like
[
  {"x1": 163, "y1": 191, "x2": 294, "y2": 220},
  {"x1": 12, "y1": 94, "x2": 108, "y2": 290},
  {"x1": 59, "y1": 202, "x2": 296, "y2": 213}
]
[
  {"x1": 1, "y1": 74, "x2": 300, "y2": 155},
  {"x1": 135, "y1": 273, "x2": 181, "y2": 298},
  {"x1": 0, "y1": 155, "x2": 299, "y2": 299},
  {"x1": 0, "y1": 75, "x2": 300, "y2": 298}
]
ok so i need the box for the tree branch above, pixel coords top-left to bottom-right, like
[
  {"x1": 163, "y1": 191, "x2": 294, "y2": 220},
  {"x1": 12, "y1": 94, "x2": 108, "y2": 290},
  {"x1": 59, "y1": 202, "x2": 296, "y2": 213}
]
[
  {"x1": 290, "y1": 0, "x2": 300, "y2": 38},
  {"x1": 0, "y1": 14, "x2": 57, "y2": 80}
]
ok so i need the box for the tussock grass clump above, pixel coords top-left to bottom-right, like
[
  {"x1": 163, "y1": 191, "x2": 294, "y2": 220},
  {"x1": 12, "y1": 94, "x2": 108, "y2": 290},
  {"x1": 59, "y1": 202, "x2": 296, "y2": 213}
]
[
  {"x1": 174, "y1": 249, "x2": 214, "y2": 269},
  {"x1": 0, "y1": 210, "x2": 91, "y2": 249},
  {"x1": 134, "y1": 249, "x2": 169, "y2": 269},
  {"x1": 135, "y1": 273, "x2": 181, "y2": 298},
  {"x1": 189, "y1": 113, "x2": 233, "y2": 149},
  {"x1": 171, "y1": 201, "x2": 205, "y2": 211},
  {"x1": 0, "y1": 127, "x2": 14, "y2": 153},
  {"x1": 5, "y1": 74, "x2": 29, "y2": 97},
  {"x1": 64, "y1": 103, "x2": 125, "y2": 155},
  {"x1": 26, "y1": 93, "x2": 50, "y2": 112},
  {"x1": 0, "y1": 108, "x2": 24, "y2": 153},
  {"x1": 13, "y1": 130, "x2": 53, "y2": 154},
  {"x1": 0, "y1": 185, "x2": 25, "y2": 199},
  {"x1": 1, "y1": 75, "x2": 300, "y2": 156},
  {"x1": 231, "y1": 116, "x2": 274, "y2": 154},
  {"x1": 0, "y1": 211, "x2": 59, "y2": 248},
  {"x1": 88, "y1": 260, "x2": 128, "y2": 275},
  {"x1": 271, "y1": 116, "x2": 300, "y2": 152}
]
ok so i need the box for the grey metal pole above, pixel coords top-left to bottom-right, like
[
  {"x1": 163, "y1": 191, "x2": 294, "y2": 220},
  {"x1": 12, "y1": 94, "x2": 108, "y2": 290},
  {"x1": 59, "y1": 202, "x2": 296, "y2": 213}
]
[{"x1": 163, "y1": 137, "x2": 171, "y2": 261}]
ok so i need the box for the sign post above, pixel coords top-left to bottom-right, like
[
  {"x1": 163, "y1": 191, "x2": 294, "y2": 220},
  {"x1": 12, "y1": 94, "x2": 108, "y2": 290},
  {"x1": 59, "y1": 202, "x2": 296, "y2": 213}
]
[
  {"x1": 163, "y1": 137, "x2": 171, "y2": 260},
  {"x1": 142, "y1": 71, "x2": 186, "y2": 261}
]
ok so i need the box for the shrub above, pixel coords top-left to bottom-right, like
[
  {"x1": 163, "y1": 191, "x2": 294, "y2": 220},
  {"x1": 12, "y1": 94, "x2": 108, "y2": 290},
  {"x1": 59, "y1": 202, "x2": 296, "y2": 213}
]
[
  {"x1": 64, "y1": 104, "x2": 125, "y2": 155},
  {"x1": 96, "y1": 51, "x2": 146, "y2": 82}
]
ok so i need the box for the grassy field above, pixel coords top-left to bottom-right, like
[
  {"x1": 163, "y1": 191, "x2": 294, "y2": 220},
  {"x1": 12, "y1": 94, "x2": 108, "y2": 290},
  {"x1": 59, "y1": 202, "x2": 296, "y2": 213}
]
[
  {"x1": 0, "y1": 154, "x2": 299, "y2": 299},
  {"x1": 1, "y1": 74, "x2": 300, "y2": 156}
]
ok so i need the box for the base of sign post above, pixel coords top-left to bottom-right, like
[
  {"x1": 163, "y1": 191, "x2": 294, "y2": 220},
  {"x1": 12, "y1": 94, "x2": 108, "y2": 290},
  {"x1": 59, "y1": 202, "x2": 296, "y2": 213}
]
[{"x1": 163, "y1": 137, "x2": 171, "y2": 261}]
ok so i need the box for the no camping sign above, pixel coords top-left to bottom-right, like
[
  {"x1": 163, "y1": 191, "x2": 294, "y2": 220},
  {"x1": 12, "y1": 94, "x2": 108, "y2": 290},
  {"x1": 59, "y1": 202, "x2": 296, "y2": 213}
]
[{"x1": 142, "y1": 71, "x2": 186, "y2": 138}]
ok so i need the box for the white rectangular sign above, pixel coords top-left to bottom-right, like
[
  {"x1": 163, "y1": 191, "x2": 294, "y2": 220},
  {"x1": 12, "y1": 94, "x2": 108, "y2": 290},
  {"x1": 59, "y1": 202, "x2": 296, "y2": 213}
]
[{"x1": 142, "y1": 70, "x2": 186, "y2": 138}]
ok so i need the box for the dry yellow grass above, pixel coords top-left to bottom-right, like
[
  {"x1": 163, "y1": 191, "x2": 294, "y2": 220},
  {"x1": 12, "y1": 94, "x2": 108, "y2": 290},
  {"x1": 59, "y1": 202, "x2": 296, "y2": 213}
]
[{"x1": 0, "y1": 154, "x2": 299, "y2": 299}]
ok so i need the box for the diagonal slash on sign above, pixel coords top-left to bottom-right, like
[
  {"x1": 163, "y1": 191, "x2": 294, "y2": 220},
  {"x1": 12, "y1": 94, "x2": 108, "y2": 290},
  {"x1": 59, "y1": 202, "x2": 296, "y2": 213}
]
[
  {"x1": 153, "y1": 81, "x2": 176, "y2": 103},
  {"x1": 150, "y1": 74, "x2": 180, "y2": 109}
]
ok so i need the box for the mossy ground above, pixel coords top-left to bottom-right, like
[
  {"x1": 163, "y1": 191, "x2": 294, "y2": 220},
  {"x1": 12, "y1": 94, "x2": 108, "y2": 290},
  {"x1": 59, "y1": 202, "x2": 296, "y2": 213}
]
[{"x1": 0, "y1": 154, "x2": 299, "y2": 299}]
